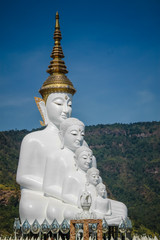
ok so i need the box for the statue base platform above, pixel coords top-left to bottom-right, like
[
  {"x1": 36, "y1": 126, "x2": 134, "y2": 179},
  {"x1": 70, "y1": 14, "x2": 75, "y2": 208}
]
[{"x1": 14, "y1": 218, "x2": 132, "y2": 240}]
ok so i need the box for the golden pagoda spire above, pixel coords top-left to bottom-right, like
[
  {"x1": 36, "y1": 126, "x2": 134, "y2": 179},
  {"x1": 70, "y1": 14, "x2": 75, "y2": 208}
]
[
  {"x1": 47, "y1": 12, "x2": 68, "y2": 75},
  {"x1": 39, "y1": 12, "x2": 76, "y2": 102}
]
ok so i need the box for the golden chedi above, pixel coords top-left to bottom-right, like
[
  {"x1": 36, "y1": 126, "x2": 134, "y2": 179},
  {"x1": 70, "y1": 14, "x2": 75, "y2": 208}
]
[{"x1": 39, "y1": 12, "x2": 76, "y2": 103}]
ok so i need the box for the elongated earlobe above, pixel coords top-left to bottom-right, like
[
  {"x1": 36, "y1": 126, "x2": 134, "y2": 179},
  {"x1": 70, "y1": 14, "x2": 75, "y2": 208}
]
[
  {"x1": 74, "y1": 156, "x2": 78, "y2": 171},
  {"x1": 105, "y1": 192, "x2": 108, "y2": 198},
  {"x1": 59, "y1": 131, "x2": 64, "y2": 149},
  {"x1": 61, "y1": 140, "x2": 64, "y2": 149},
  {"x1": 75, "y1": 163, "x2": 78, "y2": 171}
]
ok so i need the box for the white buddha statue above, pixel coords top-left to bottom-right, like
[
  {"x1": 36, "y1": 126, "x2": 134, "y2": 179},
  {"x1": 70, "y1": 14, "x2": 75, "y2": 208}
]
[
  {"x1": 62, "y1": 146, "x2": 95, "y2": 221},
  {"x1": 16, "y1": 12, "x2": 77, "y2": 224},
  {"x1": 43, "y1": 118, "x2": 85, "y2": 223},
  {"x1": 16, "y1": 92, "x2": 73, "y2": 224},
  {"x1": 91, "y1": 183, "x2": 121, "y2": 225},
  {"x1": 62, "y1": 146, "x2": 93, "y2": 207},
  {"x1": 86, "y1": 169, "x2": 127, "y2": 225},
  {"x1": 16, "y1": 12, "x2": 128, "y2": 226},
  {"x1": 92, "y1": 183, "x2": 112, "y2": 218},
  {"x1": 86, "y1": 167, "x2": 101, "y2": 200}
]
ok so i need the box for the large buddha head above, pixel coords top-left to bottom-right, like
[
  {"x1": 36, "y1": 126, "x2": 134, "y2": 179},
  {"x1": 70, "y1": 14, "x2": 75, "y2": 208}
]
[
  {"x1": 45, "y1": 93, "x2": 73, "y2": 128},
  {"x1": 35, "y1": 12, "x2": 76, "y2": 128}
]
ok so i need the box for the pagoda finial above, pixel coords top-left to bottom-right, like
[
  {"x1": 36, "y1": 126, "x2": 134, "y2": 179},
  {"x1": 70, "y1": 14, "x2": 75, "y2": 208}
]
[
  {"x1": 55, "y1": 11, "x2": 60, "y2": 28},
  {"x1": 46, "y1": 12, "x2": 67, "y2": 75},
  {"x1": 39, "y1": 12, "x2": 76, "y2": 102}
]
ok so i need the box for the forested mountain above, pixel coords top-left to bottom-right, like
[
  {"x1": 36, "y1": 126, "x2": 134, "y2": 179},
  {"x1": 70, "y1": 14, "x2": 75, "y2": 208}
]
[{"x1": 0, "y1": 122, "x2": 160, "y2": 236}]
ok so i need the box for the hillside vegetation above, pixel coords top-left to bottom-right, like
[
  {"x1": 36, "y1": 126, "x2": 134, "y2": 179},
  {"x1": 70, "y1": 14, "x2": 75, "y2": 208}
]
[{"x1": 0, "y1": 122, "x2": 160, "y2": 235}]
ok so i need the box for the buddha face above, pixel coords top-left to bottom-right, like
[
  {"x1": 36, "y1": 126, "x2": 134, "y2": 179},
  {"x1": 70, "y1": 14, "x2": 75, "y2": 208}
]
[
  {"x1": 88, "y1": 171, "x2": 100, "y2": 186},
  {"x1": 97, "y1": 185, "x2": 107, "y2": 198},
  {"x1": 46, "y1": 93, "x2": 72, "y2": 128},
  {"x1": 77, "y1": 150, "x2": 93, "y2": 172},
  {"x1": 63, "y1": 124, "x2": 85, "y2": 152}
]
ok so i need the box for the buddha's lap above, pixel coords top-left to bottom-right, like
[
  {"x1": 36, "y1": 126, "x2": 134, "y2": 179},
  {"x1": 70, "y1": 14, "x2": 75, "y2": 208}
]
[{"x1": 19, "y1": 189, "x2": 48, "y2": 224}]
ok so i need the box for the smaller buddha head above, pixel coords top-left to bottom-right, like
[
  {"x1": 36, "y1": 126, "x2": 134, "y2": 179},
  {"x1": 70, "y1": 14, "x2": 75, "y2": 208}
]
[
  {"x1": 96, "y1": 183, "x2": 107, "y2": 199},
  {"x1": 60, "y1": 118, "x2": 85, "y2": 152},
  {"x1": 86, "y1": 167, "x2": 100, "y2": 186},
  {"x1": 75, "y1": 146, "x2": 93, "y2": 172}
]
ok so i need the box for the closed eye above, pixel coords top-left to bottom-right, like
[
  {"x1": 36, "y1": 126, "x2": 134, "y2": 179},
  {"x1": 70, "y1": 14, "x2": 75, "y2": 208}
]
[
  {"x1": 55, "y1": 102, "x2": 62, "y2": 106},
  {"x1": 53, "y1": 98, "x2": 64, "y2": 106},
  {"x1": 71, "y1": 130, "x2": 78, "y2": 135},
  {"x1": 68, "y1": 101, "x2": 72, "y2": 107}
]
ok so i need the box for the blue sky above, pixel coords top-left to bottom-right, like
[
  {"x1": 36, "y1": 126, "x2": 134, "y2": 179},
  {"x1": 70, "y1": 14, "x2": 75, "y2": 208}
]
[{"x1": 0, "y1": 0, "x2": 160, "y2": 131}]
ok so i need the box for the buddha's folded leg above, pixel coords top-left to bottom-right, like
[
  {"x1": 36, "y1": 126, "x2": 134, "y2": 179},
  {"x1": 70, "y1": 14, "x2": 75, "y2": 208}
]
[
  {"x1": 105, "y1": 215, "x2": 122, "y2": 226},
  {"x1": 19, "y1": 189, "x2": 48, "y2": 224},
  {"x1": 110, "y1": 199, "x2": 127, "y2": 218},
  {"x1": 63, "y1": 204, "x2": 81, "y2": 220},
  {"x1": 46, "y1": 197, "x2": 65, "y2": 224}
]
